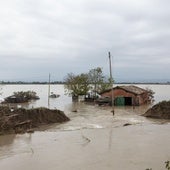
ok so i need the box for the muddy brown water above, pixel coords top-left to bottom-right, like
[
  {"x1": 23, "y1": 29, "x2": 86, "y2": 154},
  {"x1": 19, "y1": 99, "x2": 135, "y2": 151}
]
[{"x1": 0, "y1": 84, "x2": 170, "y2": 170}]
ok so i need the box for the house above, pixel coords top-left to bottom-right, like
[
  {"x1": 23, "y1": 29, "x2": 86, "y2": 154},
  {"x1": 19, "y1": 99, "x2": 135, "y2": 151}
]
[{"x1": 99, "y1": 85, "x2": 151, "y2": 106}]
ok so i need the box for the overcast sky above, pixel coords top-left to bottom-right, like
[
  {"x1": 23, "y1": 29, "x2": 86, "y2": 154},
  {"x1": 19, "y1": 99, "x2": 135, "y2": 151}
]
[{"x1": 0, "y1": 0, "x2": 170, "y2": 82}]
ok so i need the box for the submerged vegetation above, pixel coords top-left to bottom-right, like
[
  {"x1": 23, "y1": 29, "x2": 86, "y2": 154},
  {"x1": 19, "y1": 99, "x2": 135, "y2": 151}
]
[
  {"x1": 145, "y1": 87, "x2": 155, "y2": 102},
  {"x1": 4, "y1": 91, "x2": 39, "y2": 103},
  {"x1": 146, "y1": 161, "x2": 170, "y2": 170}
]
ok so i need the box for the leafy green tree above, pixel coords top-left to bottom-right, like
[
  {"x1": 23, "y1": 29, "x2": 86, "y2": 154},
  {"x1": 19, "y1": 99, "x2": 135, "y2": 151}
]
[
  {"x1": 97, "y1": 77, "x2": 113, "y2": 94},
  {"x1": 64, "y1": 73, "x2": 90, "y2": 97},
  {"x1": 64, "y1": 67, "x2": 113, "y2": 100},
  {"x1": 88, "y1": 67, "x2": 113, "y2": 96},
  {"x1": 88, "y1": 67, "x2": 104, "y2": 97}
]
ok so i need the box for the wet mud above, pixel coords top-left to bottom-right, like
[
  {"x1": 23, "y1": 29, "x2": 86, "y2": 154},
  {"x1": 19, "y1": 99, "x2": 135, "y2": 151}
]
[{"x1": 0, "y1": 106, "x2": 70, "y2": 135}]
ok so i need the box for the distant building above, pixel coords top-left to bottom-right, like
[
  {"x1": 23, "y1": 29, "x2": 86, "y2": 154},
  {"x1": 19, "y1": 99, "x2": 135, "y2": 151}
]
[{"x1": 100, "y1": 85, "x2": 151, "y2": 106}]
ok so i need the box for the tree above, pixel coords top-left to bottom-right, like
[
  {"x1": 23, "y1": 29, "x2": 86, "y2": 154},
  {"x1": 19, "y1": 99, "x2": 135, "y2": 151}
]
[
  {"x1": 64, "y1": 73, "x2": 90, "y2": 97},
  {"x1": 88, "y1": 67, "x2": 113, "y2": 96},
  {"x1": 64, "y1": 67, "x2": 113, "y2": 100},
  {"x1": 88, "y1": 67, "x2": 103, "y2": 97},
  {"x1": 145, "y1": 87, "x2": 155, "y2": 103},
  {"x1": 97, "y1": 77, "x2": 113, "y2": 94}
]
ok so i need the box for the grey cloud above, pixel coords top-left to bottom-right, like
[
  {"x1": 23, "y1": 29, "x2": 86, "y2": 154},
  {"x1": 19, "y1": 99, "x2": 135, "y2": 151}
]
[{"x1": 0, "y1": 0, "x2": 170, "y2": 82}]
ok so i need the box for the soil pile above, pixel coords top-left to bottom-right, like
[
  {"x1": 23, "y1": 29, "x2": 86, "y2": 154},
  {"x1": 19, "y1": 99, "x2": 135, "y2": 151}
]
[
  {"x1": 0, "y1": 106, "x2": 70, "y2": 135},
  {"x1": 143, "y1": 100, "x2": 170, "y2": 119}
]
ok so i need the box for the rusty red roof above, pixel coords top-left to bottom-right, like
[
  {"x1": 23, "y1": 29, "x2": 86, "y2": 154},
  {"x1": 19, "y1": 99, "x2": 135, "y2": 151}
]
[{"x1": 114, "y1": 85, "x2": 147, "y2": 95}]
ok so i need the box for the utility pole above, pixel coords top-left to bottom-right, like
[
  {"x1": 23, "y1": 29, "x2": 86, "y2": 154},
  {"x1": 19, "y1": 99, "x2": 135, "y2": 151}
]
[
  {"x1": 48, "y1": 73, "x2": 51, "y2": 108},
  {"x1": 108, "y1": 52, "x2": 114, "y2": 115}
]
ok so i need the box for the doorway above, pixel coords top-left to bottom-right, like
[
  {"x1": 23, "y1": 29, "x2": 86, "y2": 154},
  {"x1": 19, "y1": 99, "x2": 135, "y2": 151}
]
[
  {"x1": 125, "y1": 97, "x2": 132, "y2": 106},
  {"x1": 115, "y1": 97, "x2": 132, "y2": 106}
]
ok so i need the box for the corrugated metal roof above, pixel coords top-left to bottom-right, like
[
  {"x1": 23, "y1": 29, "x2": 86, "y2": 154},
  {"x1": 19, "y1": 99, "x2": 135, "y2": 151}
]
[{"x1": 115, "y1": 85, "x2": 147, "y2": 95}]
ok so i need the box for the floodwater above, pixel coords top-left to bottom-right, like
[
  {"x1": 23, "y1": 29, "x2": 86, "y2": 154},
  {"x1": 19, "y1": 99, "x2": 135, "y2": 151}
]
[{"x1": 0, "y1": 84, "x2": 170, "y2": 170}]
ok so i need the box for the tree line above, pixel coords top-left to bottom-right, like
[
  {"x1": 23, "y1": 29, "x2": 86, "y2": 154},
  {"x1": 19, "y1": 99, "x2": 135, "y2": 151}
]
[{"x1": 0, "y1": 81, "x2": 64, "y2": 84}]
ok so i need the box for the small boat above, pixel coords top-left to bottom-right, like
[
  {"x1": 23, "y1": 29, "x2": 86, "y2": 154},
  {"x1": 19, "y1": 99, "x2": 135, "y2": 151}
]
[
  {"x1": 49, "y1": 92, "x2": 60, "y2": 98},
  {"x1": 48, "y1": 74, "x2": 60, "y2": 99}
]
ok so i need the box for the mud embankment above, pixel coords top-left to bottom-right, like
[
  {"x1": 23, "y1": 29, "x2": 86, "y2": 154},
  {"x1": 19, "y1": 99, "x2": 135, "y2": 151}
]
[
  {"x1": 0, "y1": 106, "x2": 70, "y2": 135},
  {"x1": 143, "y1": 100, "x2": 170, "y2": 119}
]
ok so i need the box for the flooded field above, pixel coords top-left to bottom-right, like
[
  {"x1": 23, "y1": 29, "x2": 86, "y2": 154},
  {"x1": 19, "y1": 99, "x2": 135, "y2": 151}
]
[{"x1": 0, "y1": 84, "x2": 170, "y2": 170}]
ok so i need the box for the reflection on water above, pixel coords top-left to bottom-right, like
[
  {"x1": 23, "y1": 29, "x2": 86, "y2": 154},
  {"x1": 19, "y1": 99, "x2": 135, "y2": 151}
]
[
  {"x1": 0, "y1": 84, "x2": 170, "y2": 170},
  {"x1": 0, "y1": 134, "x2": 33, "y2": 160},
  {"x1": 0, "y1": 124, "x2": 170, "y2": 170},
  {"x1": 0, "y1": 134, "x2": 16, "y2": 147}
]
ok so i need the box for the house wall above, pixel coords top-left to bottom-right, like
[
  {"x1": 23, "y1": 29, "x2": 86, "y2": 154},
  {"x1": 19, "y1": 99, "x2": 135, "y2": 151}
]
[
  {"x1": 101, "y1": 89, "x2": 148, "y2": 106},
  {"x1": 139, "y1": 92, "x2": 149, "y2": 105}
]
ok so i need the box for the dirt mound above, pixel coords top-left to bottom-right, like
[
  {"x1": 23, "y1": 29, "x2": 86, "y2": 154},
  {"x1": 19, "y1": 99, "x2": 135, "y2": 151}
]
[
  {"x1": 143, "y1": 100, "x2": 170, "y2": 119},
  {"x1": 0, "y1": 106, "x2": 70, "y2": 135}
]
